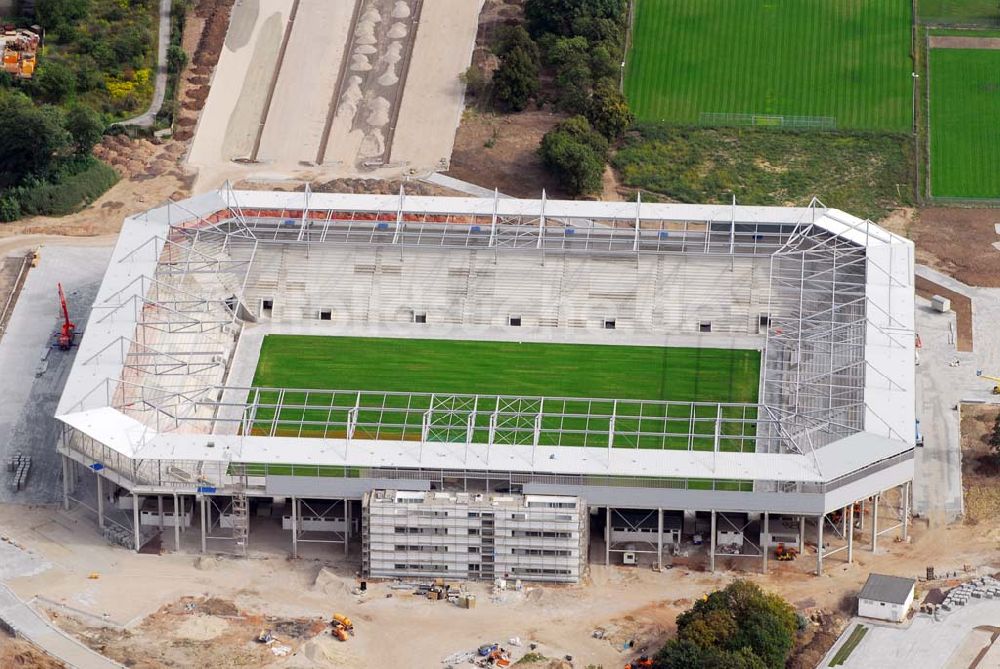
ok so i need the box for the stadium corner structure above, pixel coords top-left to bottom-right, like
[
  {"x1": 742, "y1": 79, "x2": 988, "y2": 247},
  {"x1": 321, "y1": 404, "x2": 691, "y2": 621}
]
[{"x1": 55, "y1": 186, "x2": 916, "y2": 581}]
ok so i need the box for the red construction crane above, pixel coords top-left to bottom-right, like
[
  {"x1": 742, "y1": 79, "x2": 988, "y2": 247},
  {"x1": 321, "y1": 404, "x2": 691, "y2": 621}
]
[{"x1": 56, "y1": 282, "x2": 75, "y2": 350}]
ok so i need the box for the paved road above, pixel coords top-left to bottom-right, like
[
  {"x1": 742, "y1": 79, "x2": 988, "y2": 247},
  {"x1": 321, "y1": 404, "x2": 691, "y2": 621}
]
[
  {"x1": 0, "y1": 245, "x2": 113, "y2": 504},
  {"x1": 120, "y1": 0, "x2": 172, "y2": 127},
  {"x1": 912, "y1": 265, "x2": 1000, "y2": 524},
  {"x1": 0, "y1": 584, "x2": 124, "y2": 669},
  {"x1": 821, "y1": 598, "x2": 1000, "y2": 668}
]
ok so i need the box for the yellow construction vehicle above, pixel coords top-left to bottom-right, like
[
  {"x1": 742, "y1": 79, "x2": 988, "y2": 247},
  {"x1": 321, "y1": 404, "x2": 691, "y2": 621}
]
[
  {"x1": 775, "y1": 543, "x2": 798, "y2": 561},
  {"x1": 976, "y1": 370, "x2": 1000, "y2": 395},
  {"x1": 331, "y1": 613, "x2": 354, "y2": 641}
]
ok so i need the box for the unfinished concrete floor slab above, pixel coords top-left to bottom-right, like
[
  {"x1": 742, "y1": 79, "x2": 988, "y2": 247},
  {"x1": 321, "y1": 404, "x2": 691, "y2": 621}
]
[{"x1": 187, "y1": 0, "x2": 482, "y2": 188}]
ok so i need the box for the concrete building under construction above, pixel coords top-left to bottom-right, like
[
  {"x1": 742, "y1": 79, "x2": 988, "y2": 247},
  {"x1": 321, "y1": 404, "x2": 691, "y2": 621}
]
[{"x1": 55, "y1": 188, "x2": 917, "y2": 581}]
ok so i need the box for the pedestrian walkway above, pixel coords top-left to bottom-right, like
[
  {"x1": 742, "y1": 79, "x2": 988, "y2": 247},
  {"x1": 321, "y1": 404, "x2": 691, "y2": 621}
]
[{"x1": 0, "y1": 583, "x2": 124, "y2": 669}]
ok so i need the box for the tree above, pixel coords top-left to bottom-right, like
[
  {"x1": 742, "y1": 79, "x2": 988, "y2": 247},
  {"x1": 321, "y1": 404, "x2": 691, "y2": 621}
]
[
  {"x1": 0, "y1": 92, "x2": 70, "y2": 187},
  {"x1": 587, "y1": 81, "x2": 633, "y2": 139},
  {"x1": 988, "y1": 413, "x2": 1000, "y2": 461},
  {"x1": 494, "y1": 24, "x2": 540, "y2": 66},
  {"x1": 65, "y1": 105, "x2": 105, "y2": 155},
  {"x1": 493, "y1": 46, "x2": 539, "y2": 112},
  {"x1": 35, "y1": 0, "x2": 91, "y2": 40},
  {"x1": 655, "y1": 639, "x2": 766, "y2": 669},
  {"x1": 32, "y1": 61, "x2": 76, "y2": 104},
  {"x1": 167, "y1": 45, "x2": 188, "y2": 75},
  {"x1": 524, "y1": 0, "x2": 627, "y2": 38},
  {"x1": 656, "y1": 580, "x2": 798, "y2": 669},
  {"x1": 539, "y1": 116, "x2": 608, "y2": 196}
]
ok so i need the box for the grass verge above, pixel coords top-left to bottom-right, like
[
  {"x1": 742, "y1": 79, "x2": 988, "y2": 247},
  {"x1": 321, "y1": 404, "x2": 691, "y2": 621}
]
[
  {"x1": 829, "y1": 624, "x2": 868, "y2": 666},
  {"x1": 612, "y1": 125, "x2": 913, "y2": 221}
]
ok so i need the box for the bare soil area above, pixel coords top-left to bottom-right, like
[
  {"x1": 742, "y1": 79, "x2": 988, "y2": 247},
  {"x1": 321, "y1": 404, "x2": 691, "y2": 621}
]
[
  {"x1": 52, "y1": 596, "x2": 325, "y2": 669},
  {"x1": 960, "y1": 403, "x2": 1000, "y2": 527},
  {"x1": 0, "y1": 632, "x2": 65, "y2": 669},
  {"x1": 911, "y1": 207, "x2": 1000, "y2": 287},
  {"x1": 915, "y1": 275, "x2": 974, "y2": 351},
  {"x1": 174, "y1": 0, "x2": 236, "y2": 142},
  {"x1": 446, "y1": 110, "x2": 568, "y2": 197},
  {"x1": 929, "y1": 36, "x2": 1000, "y2": 49}
]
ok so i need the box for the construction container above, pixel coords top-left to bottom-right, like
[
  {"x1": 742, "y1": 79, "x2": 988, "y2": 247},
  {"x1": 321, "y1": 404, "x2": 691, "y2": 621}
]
[{"x1": 466, "y1": 594, "x2": 477, "y2": 608}]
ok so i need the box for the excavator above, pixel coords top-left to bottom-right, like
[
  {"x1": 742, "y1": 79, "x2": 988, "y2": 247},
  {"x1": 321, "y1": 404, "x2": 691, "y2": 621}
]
[
  {"x1": 775, "y1": 543, "x2": 798, "y2": 561},
  {"x1": 976, "y1": 370, "x2": 1000, "y2": 395},
  {"x1": 55, "y1": 283, "x2": 76, "y2": 350},
  {"x1": 331, "y1": 613, "x2": 353, "y2": 641}
]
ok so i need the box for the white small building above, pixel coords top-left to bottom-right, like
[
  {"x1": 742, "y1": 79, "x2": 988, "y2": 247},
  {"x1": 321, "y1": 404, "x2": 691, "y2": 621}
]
[{"x1": 858, "y1": 573, "x2": 915, "y2": 622}]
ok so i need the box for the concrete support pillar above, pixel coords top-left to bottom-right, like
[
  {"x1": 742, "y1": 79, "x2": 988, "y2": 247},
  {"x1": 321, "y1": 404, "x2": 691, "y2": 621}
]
[
  {"x1": 61, "y1": 456, "x2": 70, "y2": 511},
  {"x1": 859, "y1": 499, "x2": 865, "y2": 530},
  {"x1": 798, "y1": 516, "x2": 805, "y2": 553},
  {"x1": 902, "y1": 482, "x2": 910, "y2": 541},
  {"x1": 816, "y1": 514, "x2": 824, "y2": 576},
  {"x1": 96, "y1": 473, "x2": 104, "y2": 529},
  {"x1": 847, "y1": 502, "x2": 854, "y2": 564},
  {"x1": 173, "y1": 492, "x2": 181, "y2": 553},
  {"x1": 199, "y1": 495, "x2": 207, "y2": 554},
  {"x1": 656, "y1": 508, "x2": 663, "y2": 570},
  {"x1": 157, "y1": 495, "x2": 164, "y2": 530},
  {"x1": 841, "y1": 506, "x2": 847, "y2": 537},
  {"x1": 871, "y1": 494, "x2": 880, "y2": 553},
  {"x1": 762, "y1": 512, "x2": 769, "y2": 574},
  {"x1": 344, "y1": 498, "x2": 350, "y2": 555},
  {"x1": 291, "y1": 496, "x2": 299, "y2": 559},
  {"x1": 709, "y1": 510, "x2": 716, "y2": 573},
  {"x1": 133, "y1": 494, "x2": 141, "y2": 553},
  {"x1": 604, "y1": 506, "x2": 610, "y2": 566}
]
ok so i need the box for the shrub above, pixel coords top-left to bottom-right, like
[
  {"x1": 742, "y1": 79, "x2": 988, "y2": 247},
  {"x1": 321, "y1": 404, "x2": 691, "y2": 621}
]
[
  {"x1": 13, "y1": 157, "x2": 119, "y2": 217},
  {"x1": 65, "y1": 104, "x2": 106, "y2": 154},
  {"x1": 493, "y1": 46, "x2": 539, "y2": 112},
  {"x1": 587, "y1": 81, "x2": 633, "y2": 139},
  {"x1": 539, "y1": 116, "x2": 607, "y2": 195},
  {"x1": 31, "y1": 60, "x2": 77, "y2": 104}
]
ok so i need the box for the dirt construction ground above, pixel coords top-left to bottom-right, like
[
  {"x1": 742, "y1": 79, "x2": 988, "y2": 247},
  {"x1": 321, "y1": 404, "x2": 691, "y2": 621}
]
[{"x1": 1, "y1": 499, "x2": 1000, "y2": 669}]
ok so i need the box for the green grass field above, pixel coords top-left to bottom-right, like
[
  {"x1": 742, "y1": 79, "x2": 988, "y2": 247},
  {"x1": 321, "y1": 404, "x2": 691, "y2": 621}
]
[
  {"x1": 929, "y1": 48, "x2": 1000, "y2": 198},
  {"x1": 920, "y1": 0, "x2": 1000, "y2": 24},
  {"x1": 624, "y1": 0, "x2": 913, "y2": 131},
  {"x1": 247, "y1": 335, "x2": 761, "y2": 451}
]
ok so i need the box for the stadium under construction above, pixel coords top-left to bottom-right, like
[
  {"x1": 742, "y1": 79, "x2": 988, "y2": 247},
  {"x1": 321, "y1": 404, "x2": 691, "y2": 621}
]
[{"x1": 54, "y1": 187, "x2": 916, "y2": 582}]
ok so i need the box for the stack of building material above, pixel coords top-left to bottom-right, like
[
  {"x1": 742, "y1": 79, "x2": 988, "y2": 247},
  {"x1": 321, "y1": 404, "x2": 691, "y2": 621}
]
[
  {"x1": 938, "y1": 576, "x2": 1000, "y2": 613},
  {"x1": 6, "y1": 452, "x2": 31, "y2": 491}
]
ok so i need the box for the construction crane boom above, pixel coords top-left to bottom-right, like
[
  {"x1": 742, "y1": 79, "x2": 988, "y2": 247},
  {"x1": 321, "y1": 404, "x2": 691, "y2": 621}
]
[
  {"x1": 976, "y1": 370, "x2": 1000, "y2": 395},
  {"x1": 56, "y1": 283, "x2": 76, "y2": 350}
]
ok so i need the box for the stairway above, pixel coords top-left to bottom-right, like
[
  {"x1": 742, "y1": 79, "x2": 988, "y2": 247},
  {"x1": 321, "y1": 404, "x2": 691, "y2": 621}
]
[{"x1": 230, "y1": 464, "x2": 249, "y2": 557}]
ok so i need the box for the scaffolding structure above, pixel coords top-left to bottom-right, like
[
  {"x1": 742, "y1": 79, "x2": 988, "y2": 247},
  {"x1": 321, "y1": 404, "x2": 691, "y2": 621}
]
[{"x1": 54, "y1": 190, "x2": 917, "y2": 577}]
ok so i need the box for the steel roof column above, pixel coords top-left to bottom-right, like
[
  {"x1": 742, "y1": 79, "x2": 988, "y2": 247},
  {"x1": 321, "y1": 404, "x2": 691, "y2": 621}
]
[
  {"x1": 710, "y1": 510, "x2": 716, "y2": 573},
  {"x1": 133, "y1": 493, "x2": 141, "y2": 553},
  {"x1": 816, "y1": 514, "x2": 823, "y2": 576},
  {"x1": 871, "y1": 493, "x2": 880, "y2": 553}
]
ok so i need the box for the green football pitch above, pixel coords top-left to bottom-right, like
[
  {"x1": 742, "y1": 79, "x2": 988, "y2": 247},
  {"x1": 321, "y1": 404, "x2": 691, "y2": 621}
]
[
  {"x1": 624, "y1": 0, "x2": 913, "y2": 131},
  {"x1": 247, "y1": 335, "x2": 761, "y2": 451},
  {"x1": 929, "y1": 48, "x2": 1000, "y2": 199}
]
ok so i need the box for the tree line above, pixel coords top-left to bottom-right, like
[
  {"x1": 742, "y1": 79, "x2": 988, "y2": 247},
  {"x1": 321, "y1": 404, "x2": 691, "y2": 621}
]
[{"x1": 465, "y1": 0, "x2": 635, "y2": 196}]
